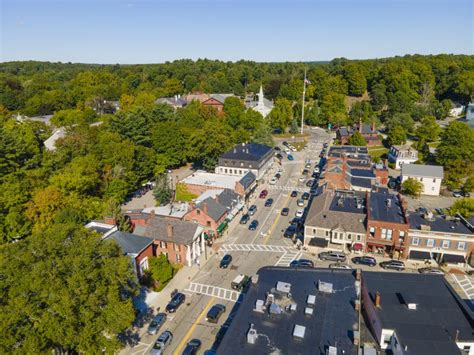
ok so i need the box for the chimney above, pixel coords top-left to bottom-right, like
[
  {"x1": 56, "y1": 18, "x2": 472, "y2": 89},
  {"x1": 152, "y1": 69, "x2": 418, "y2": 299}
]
[
  {"x1": 166, "y1": 224, "x2": 173, "y2": 238},
  {"x1": 202, "y1": 202, "x2": 208, "y2": 215},
  {"x1": 375, "y1": 291, "x2": 381, "y2": 308}
]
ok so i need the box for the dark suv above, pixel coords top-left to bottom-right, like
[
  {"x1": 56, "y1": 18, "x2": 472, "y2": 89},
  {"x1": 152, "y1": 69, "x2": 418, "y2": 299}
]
[
  {"x1": 165, "y1": 292, "x2": 185, "y2": 313},
  {"x1": 219, "y1": 254, "x2": 232, "y2": 268},
  {"x1": 206, "y1": 304, "x2": 226, "y2": 323},
  {"x1": 352, "y1": 256, "x2": 377, "y2": 267},
  {"x1": 284, "y1": 225, "x2": 297, "y2": 238},
  {"x1": 239, "y1": 214, "x2": 250, "y2": 224},
  {"x1": 290, "y1": 259, "x2": 314, "y2": 268}
]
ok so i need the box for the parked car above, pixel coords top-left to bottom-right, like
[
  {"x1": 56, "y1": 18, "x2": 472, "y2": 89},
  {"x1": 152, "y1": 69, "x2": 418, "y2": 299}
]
[
  {"x1": 281, "y1": 207, "x2": 290, "y2": 216},
  {"x1": 290, "y1": 259, "x2": 314, "y2": 268},
  {"x1": 295, "y1": 209, "x2": 304, "y2": 218},
  {"x1": 418, "y1": 267, "x2": 444, "y2": 275},
  {"x1": 231, "y1": 274, "x2": 251, "y2": 291},
  {"x1": 313, "y1": 167, "x2": 320, "y2": 173},
  {"x1": 306, "y1": 179, "x2": 314, "y2": 187},
  {"x1": 302, "y1": 192, "x2": 310, "y2": 200},
  {"x1": 147, "y1": 313, "x2": 167, "y2": 335},
  {"x1": 298, "y1": 176, "x2": 305, "y2": 182},
  {"x1": 239, "y1": 214, "x2": 250, "y2": 224},
  {"x1": 297, "y1": 199, "x2": 304, "y2": 207},
  {"x1": 282, "y1": 141, "x2": 289, "y2": 147},
  {"x1": 462, "y1": 191, "x2": 471, "y2": 197},
  {"x1": 182, "y1": 339, "x2": 202, "y2": 355},
  {"x1": 275, "y1": 173, "x2": 281, "y2": 179},
  {"x1": 291, "y1": 190, "x2": 298, "y2": 197},
  {"x1": 311, "y1": 172, "x2": 319, "y2": 179},
  {"x1": 380, "y1": 260, "x2": 405, "y2": 271},
  {"x1": 248, "y1": 205, "x2": 257, "y2": 216},
  {"x1": 329, "y1": 263, "x2": 352, "y2": 270},
  {"x1": 275, "y1": 153, "x2": 283, "y2": 160},
  {"x1": 287, "y1": 154, "x2": 294, "y2": 161},
  {"x1": 259, "y1": 190, "x2": 268, "y2": 198},
  {"x1": 305, "y1": 163, "x2": 311, "y2": 169},
  {"x1": 265, "y1": 198, "x2": 274, "y2": 207},
  {"x1": 274, "y1": 146, "x2": 281, "y2": 151},
  {"x1": 269, "y1": 177, "x2": 278, "y2": 185},
  {"x1": 248, "y1": 220, "x2": 259, "y2": 231},
  {"x1": 166, "y1": 293, "x2": 185, "y2": 313},
  {"x1": 453, "y1": 191, "x2": 463, "y2": 198},
  {"x1": 323, "y1": 143, "x2": 328, "y2": 148},
  {"x1": 206, "y1": 304, "x2": 226, "y2": 323},
  {"x1": 352, "y1": 256, "x2": 377, "y2": 267},
  {"x1": 219, "y1": 254, "x2": 232, "y2": 268},
  {"x1": 319, "y1": 251, "x2": 347, "y2": 262},
  {"x1": 310, "y1": 187, "x2": 318, "y2": 195},
  {"x1": 285, "y1": 148, "x2": 291, "y2": 154},
  {"x1": 151, "y1": 330, "x2": 173, "y2": 355},
  {"x1": 289, "y1": 145, "x2": 297, "y2": 152},
  {"x1": 283, "y1": 225, "x2": 297, "y2": 238},
  {"x1": 302, "y1": 169, "x2": 309, "y2": 175},
  {"x1": 290, "y1": 217, "x2": 302, "y2": 227}
]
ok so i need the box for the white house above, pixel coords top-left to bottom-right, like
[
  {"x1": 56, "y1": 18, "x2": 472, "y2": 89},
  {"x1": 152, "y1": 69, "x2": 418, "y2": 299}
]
[
  {"x1": 400, "y1": 164, "x2": 444, "y2": 196},
  {"x1": 388, "y1": 144, "x2": 418, "y2": 170},
  {"x1": 466, "y1": 103, "x2": 474, "y2": 121}
]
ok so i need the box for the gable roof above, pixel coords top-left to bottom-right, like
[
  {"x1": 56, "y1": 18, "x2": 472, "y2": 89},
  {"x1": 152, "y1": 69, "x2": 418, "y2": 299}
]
[
  {"x1": 216, "y1": 188, "x2": 240, "y2": 211},
  {"x1": 239, "y1": 171, "x2": 257, "y2": 189},
  {"x1": 105, "y1": 231, "x2": 153, "y2": 255},
  {"x1": 196, "y1": 197, "x2": 227, "y2": 221},
  {"x1": 401, "y1": 164, "x2": 444, "y2": 178},
  {"x1": 133, "y1": 217, "x2": 202, "y2": 245}
]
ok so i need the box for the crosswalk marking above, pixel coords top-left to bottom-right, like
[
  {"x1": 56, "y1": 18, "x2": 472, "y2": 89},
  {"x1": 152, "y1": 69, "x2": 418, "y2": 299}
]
[
  {"x1": 185, "y1": 282, "x2": 240, "y2": 302},
  {"x1": 274, "y1": 251, "x2": 302, "y2": 267},
  {"x1": 220, "y1": 244, "x2": 292, "y2": 253},
  {"x1": 268, "y1": 185, "x2": 309, "y2": 192},
  {"x1": 451, "y1": 274, "x2": 474, "y2": 299}
]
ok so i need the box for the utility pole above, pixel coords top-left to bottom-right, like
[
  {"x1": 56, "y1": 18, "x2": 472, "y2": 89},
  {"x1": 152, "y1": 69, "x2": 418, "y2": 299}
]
[{"x1": 301, "y1": 69, "x2": 307, "y2": 135}]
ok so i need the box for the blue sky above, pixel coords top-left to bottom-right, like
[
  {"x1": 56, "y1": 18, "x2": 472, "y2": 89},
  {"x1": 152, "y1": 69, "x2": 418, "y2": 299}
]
[{"x1": 1, "y1": 0, "x2": 473, "y2": 63}]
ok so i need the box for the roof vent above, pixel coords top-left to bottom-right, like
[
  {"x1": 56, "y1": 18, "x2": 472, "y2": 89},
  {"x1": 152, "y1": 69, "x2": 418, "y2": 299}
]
[
  {"x1": 307, "y1": 294, "x2": 316, "y2": 305},
  {"x1": 276, "y1": 281, "x2": 291, "y2": 294},
  {"x1": 247, "y1": 324, "x2": 258, "y2": 344},
  {"x1": 304, "y1": 307, "x2": 314, "y2": 316},
  {"x1": 293, "y1": 324, "x2": 306, "y2": 339},
  {"x1": 407, "y1": 303, "x2": 417, "y2": 310},
  {"x1": 254, "y1": 299, "x2": 264, "y2": 313},
  {"x1": 318, "y1": 281, "x2": 333, "y2": 293},
  {"x1": 327, "y1": 346, "x2": 337, "y2": 355}
]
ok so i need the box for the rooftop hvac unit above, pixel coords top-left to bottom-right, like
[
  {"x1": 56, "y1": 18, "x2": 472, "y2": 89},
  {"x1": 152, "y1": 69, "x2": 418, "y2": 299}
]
[
  {"x1": 293, "y1": 324, "x2": 306, "y2": 339},
  {"x1": 254, "y1": 299, "x2": 264, "y2": 313},
  {"x1": 305, "y1": 307, "x2": 314, "y2": 316},
  {"x1": 247, "y1": 324, "x2": 258, "y2": 344},
  {"x1": 307, "y1": 294, "x2": 316, "y2": 305},
  {"x1": 318, "y1": 281, "x2": 333, "y2": 293},
  {"x1": 327, "y1": 346, "x2": 337, "y2": 355},
  {"x1": 276, "y1": 281, "x2": 291, "y2": 294}
]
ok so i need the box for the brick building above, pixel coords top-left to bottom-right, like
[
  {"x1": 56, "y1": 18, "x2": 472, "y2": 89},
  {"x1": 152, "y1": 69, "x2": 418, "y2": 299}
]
[
  {"x1": 184, "y1": 197, "x2": 228, "y2": 238},
  {"x1": 336, "y1": 121, "x2": 382, "y2": 146},
  {"x1": 366, "y1": 190, "x2": 409, "y2": 258},
  {"x1": 406, "y1": 211, "x2": 473, "y2": 265},
  {"x1": 201, "y1": 94, "x2": 235, "y2": 113}
]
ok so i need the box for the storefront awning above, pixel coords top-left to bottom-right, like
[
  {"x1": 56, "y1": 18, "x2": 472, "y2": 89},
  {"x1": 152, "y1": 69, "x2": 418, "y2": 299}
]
[
  {"x1": 217, "y1": 221, "x2": 228, "y2": 234},
  {"x1": 442, "y1": 254, "x2": 465, "y2": 264},
  {"x1": 409, "y1": 250, "x2": 431, "y2": 260},
  {"x1": 308, "y1": 238, "x2": 328, "y2": 248},
  {"x1": 352, "y1": 243, "x2": 363, "y2": 251}
]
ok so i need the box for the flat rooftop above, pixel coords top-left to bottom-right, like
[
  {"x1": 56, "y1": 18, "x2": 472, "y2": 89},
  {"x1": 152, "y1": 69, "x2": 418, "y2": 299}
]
[
  {"x1": 142, "y1": 203, "x2": 189, "y2": 218},
  {"x1": 363, "y1": 272, "x2": 474, "y2": 355},
  {"x1": 329, "y1": 145, "x2": 369, "y2": 155},
  {"x1": 369, "y1": 191, "x2": 406, "y2": 224},
  {"x1": 217, "y1": 267, "x2": 359, "y2": 355},
  {"x1": 220, "y1": 143, "x2": 272, "y2": 162},
  {"x1": 409, "y1": 212, "x2": 473, "y2": 235},
  {"x1": 182, "y1": 170, "x2": 240, "y2": 189},
  {"x1": 329, "y1": 190, "x2": 366, "y2": 214}
]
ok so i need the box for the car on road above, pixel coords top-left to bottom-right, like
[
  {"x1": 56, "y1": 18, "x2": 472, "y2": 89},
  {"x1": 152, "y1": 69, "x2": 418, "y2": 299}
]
[
  {"x1": 297, "y1": 199, "x2": 304, "y2": 207},
  {"x1": 418, "y1": 267, "x2": 444, "y2": 275},
  {"x1": 206, "y1": 304, "x2": 226, "y2": 323},
  {"x1": 248, "y1": 205, "x2": 257, "y2": 216},
  {"x1": 281, "y1": 207, "x2": 290, "y2": 216},
  {"x1": 295, "y1": 209, "x2": 304, "y2": 218},
  {"x1": 147, "y1": 313, "x2": 167, "y2": 335},
  {"x1": 248, "y1": 220, "x2": 259, "y2": 230},
  {"x1": 283, "y1": 225, "x2": 297, "y2": 238},
  {"x1": 290, "y1": 259, "x2": 314, "y2": 268},
  {"x1": 165, "y1": 293, "x2": 185, "y2": 313},
  {"x1": 287, "y1": 154, "x2": 294, "y2": 161},
  {"x1": 352, "y1": 256, "x2": 377, "y2": 267},
  {"x1": 182, "y1": 339, "x2": 202, "y2": 355},
  {"x1": 329, "y1": 263, "x2": 352, "y2": 270},
  {"x1": 380, "y1": 260, "x2": 405, "y2": 271},
  {"x1": 269, "y1": 177, "x2": 278, "y2": 185},
  {"x1": 151, "y1": 330, "x2": 173, "y2": 355},
  {"x1": 319, "y1": 251, "x2": 347, "y2": 262},
  {"x1": 259, "y1": 190, "x2": 268, "y2": 198},
  {"x1": 231, "y1": 274, "x2": 251, "y2": 291},
  {"x1": 302, "y1": 192, "x2": 310, "y2": 200},
  {"x1": 291, "y1": 190, "x2": 298, "y2": 197},
  {"x1": 239, "y1": 214, "x2": 250, "y2": 224},
  {"x1": 219, "y1": 254, "x2": 233, "y2": 268},
  {"x1": 265, "y1": 198, "x2": 274, "y2": 207}
]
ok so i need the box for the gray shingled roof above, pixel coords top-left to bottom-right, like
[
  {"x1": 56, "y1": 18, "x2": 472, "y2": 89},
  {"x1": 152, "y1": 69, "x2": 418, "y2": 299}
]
[
  {"x1": 197, "y1": 197, "x2": 227, "y2": 221},
  {"x1": 133, "y1": 217, "x2": 201, "y2": 245},
  {"x1": 305, "y1": 190, "x2": 366, "y2": 234},
  {"x1": 239, "y1": 171, "x2": 256, "y2": 190},
  {"x1": 216, "y1": 189, "x2": 240, "y2": 211},
  {"x1": 106, "y1": 231, "x2": 153, "y2": 255},
  {"x1": 401, "y1": 164, "x2": 444, "y2": 178}
]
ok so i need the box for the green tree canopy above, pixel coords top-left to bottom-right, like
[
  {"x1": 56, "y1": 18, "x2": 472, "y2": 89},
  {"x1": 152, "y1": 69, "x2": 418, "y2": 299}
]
[
  {"x1": 401, "y1": 178, "x2": 423, "y2": 197},
  {"x1": 348, "y1": 131, "x2": 367, "y2": 146},
  {"x1": 387, "y1": 125, "x2": 407, "y2": 146}
]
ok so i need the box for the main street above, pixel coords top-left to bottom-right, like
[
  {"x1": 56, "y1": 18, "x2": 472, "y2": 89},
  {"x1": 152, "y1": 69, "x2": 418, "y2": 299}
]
[{"x1": 125, "y1": 128, "x2": 331, "y2": 355}]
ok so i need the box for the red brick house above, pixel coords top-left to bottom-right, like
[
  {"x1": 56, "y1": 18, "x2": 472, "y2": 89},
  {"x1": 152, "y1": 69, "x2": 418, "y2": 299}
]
[
  {"x1": 336, "y1": 120, "x2": 382, "y2": 146},
  {"x1": 202, "y1": 94, "x2": 235, "y2": 113},
  {"x1": 366, "y1": 190, "x2": 409, "y2": 258},
  {"x1": 184, "y1": 197, "x2": 228, "y2": 238}
]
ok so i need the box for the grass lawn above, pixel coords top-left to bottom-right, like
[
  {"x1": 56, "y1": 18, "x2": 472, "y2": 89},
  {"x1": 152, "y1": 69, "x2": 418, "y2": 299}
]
[
  {"x1": 175, "y1": 183, "x2": 197, "y2": 202},
  {"x1": 428, "y1": 141, "x2": 441, "y2": 148},
  {"x1": 368, "y1": 146, "x2": 389, "y2": 161},
  {"x1": 292, "y1": 140, "x2": 308, "y2": 151}
]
